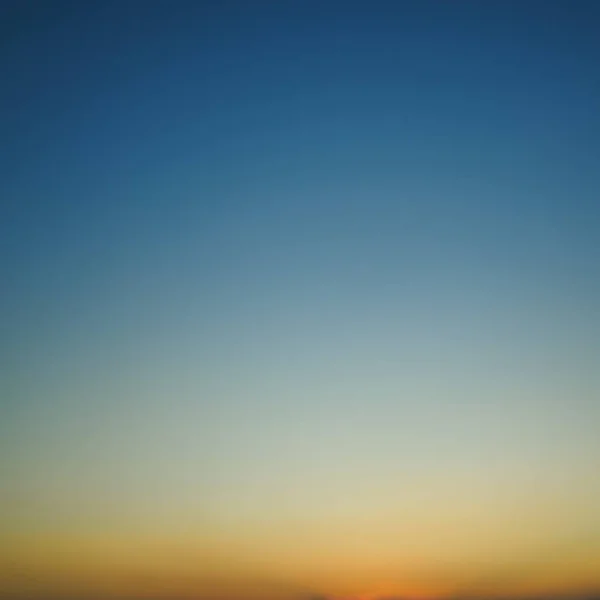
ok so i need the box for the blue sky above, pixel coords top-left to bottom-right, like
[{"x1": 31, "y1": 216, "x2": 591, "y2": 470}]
[{"x1": 2, "y1": 2, "x2": 600, "y2": 598}]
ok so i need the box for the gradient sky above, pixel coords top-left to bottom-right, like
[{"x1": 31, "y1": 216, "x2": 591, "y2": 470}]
[{"x1": 2, "y1": 2, "x2": 600, "y2": 599}]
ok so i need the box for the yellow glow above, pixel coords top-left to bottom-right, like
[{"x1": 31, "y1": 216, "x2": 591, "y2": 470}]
[{"x1": 2, "y1": 525, "x2": 599, "y2": 600}]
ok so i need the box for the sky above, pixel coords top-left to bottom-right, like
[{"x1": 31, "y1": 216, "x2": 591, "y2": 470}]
[{"x1": 2, "y1": 1, "x2": 600, "y2": 599}]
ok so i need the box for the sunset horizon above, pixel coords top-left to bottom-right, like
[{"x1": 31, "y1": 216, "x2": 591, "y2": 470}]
[{"x1": 2, "y1": 1, "x2": 599, "y2": 599}]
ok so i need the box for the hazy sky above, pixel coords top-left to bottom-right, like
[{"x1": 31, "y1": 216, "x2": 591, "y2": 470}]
[{"x1": 2, "y1": 2, "x2": 600, "y2": 599}]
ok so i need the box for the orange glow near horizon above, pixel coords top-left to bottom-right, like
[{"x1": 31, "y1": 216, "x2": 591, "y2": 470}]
[{"x1": 1, "y1": 529, "x2": 599, "y2": 600}]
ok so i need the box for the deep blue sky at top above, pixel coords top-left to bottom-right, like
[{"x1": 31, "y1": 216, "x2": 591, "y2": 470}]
[{"x1": 2, "y1": 0, "x2": 599, "y2": 430}]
